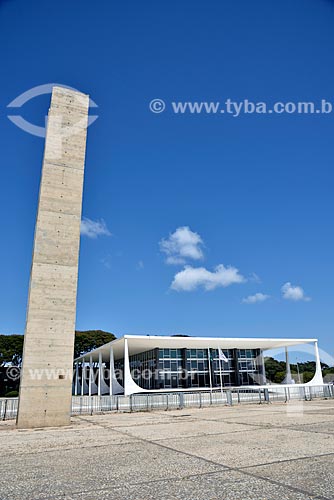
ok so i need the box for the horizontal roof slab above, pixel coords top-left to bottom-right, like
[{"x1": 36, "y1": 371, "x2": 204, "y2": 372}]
[{"x1": 74, "y1": 335, "x2": 317, "y2": 363}]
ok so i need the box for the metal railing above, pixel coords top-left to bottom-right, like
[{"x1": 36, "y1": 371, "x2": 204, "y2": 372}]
[
  {"x1": 2, "y1": 384, "x2": 334, "y2": 421},
  {"x1": 0, "y1": 397, "x2": 19, "y2": 421},
  {"x1": 70, "y1": 384, "x2": 334, "y2": 415}
]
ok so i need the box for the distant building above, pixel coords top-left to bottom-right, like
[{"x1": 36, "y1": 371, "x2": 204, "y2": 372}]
[{"x1": 73, "y1": 335, "x2": 323, "y2": 396}]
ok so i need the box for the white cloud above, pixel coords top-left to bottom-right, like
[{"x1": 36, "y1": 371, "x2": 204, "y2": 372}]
[
  {"x1": 160, "y1": 226, "x2": 204, "y2": 265},
  {"x1": 242, "y1": 292, "x2": 270, "y2": 304},
  {"x1": 137, "y1": 260, "x2": 144, "y2": 270},
  {"x1": 281, "y1": 282, "x2": 311, "y2": 302},
  {"x1": 171, "y1": 264, "x2": 246, "y2": 292},
  {"x1": 80, "y1": 217, "x2": 111, "y2": 239}
]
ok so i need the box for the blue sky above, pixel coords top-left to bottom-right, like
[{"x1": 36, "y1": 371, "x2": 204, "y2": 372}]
[{"x1": 0, "y1": 0, "x2": 334, "y2": 358}]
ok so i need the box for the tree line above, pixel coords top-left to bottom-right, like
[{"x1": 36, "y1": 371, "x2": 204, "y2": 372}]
[
  {"x1": 264, "y1": 357, "x2": 334, "y2": 384},
  {"x1": 0, "y1": 330, "x2": 115, "y2": 396}
]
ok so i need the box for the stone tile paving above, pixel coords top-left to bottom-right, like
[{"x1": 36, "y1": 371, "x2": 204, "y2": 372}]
[{"x1": 1, "y1": 400, "x2": 333, "y2": 500}]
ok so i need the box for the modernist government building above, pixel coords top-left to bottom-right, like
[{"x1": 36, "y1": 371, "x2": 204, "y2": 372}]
[{"x1": 73, "y1": 335, "x2": 323, "y2": 397}]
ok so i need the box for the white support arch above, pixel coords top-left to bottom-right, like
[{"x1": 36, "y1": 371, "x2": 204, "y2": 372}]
[
  {"x1": 123, "y1": 338, "x2": 147, "y2": 396},
  {"x1": 110, "y1": 345, "x2": 124, "y2": 395},
  {"x1": 307, "y1": 341, "x2": 324, "y2": 386},
  {"x1": 98, "y1": 351, "x2": 111, "y2": 395},
  {"x1": 88, "y1": 355, "x2": 99, "y2": 396}
]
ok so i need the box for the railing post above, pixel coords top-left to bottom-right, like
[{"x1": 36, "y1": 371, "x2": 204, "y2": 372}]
[
  {"x1": 303, "y1": 387, "x2": 307, "y2": 401},
  {"x1": 264, "y1": 388, "x2": 270, "y2": 403},
  {"x1": 3, "y1": 399, "x2": 7, "y2": 421}
]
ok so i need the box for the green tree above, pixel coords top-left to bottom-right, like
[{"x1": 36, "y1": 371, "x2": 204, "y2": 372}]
[
  {"x1": 0, "y1": 334, "x2": 24, "y2": 366},
  {"x1": 273, "y1": 370, "x2": 286, "y2": 384},
  {"x1": 0, "y1": 331, "x2": 116, "y2": 366},
  {"x1": 323, "y1": 367, "x2": 334, "y2": 383},
  {"x1": 74, "y1": 330, "x2": 116, "y2": 358},
  {"x1": 264, "y1": 357, "x2": 286, "y2": 383},
  {"x1": 299, "y1": 371, "x2": 315, "y2": 383}
]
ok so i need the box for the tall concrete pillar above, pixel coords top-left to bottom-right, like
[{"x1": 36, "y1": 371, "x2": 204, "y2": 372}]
[{"x1": 17, "y1": 86, "x2": 89, "y2": 428}]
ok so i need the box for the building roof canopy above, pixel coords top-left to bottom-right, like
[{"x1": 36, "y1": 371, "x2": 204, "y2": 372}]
[{"x1": 74, "y1": 335, "x2": 317, "y2": 363}]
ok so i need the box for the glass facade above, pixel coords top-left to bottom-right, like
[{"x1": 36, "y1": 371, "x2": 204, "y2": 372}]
[
  {"x1": 237, "y1": 349, "x2": 260, "y2": 385},
  {"x1": 158, "y1": 348, "x2": 185, "y2": 389},
  {"x1": 114, "y1": 346, "x2": 262, "y2": 390}
]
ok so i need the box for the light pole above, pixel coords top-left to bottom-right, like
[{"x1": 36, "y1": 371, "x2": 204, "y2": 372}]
[{"x1": 296, "y1": 359, "x2": 302, "y2": 384}]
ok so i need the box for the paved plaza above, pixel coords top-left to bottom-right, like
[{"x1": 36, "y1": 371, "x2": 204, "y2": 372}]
[{"x1": 1, "y1": 400, "x2": 334, "y2": 500}]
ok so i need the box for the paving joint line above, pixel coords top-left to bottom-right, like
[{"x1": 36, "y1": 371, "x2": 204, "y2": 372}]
[
  {"x1": 211, "y1": 418, "x2": 334, "y2": 437},
  {"x1": 42, "y1": 469, "x2": 229, "y2": 500},
  {"x1": 238, "y1": 450, "x2": 334, "y2": 470}
]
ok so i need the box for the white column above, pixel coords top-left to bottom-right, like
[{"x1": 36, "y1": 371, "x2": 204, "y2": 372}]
[
  {"x1": 110, "y1": 346, "x2": 113, "y2": 396},
  {"x1": 89, "y1": 355, "x2": 93, "y2": 396},
  {"x1": 74, "y1": 362, "x2": 79, "y2": 396},
  {"x1": 207, "y1": 348, "x2": 212, "y2": 394},
  {"x1": 218, "y1": 348, "x2": 224, "y2": 399},
  {"x1": 284, "y1": 347, "x2": 293, "y2": 384},
  {"x1": 81, "y1": 358, "x2": 85, "y2": 396},
  {"x1": 260, "y1": 350, "x2": 267, "y2": 385},
  {"x1": 98, "y1": 352, "x2": 102, "y2": 396}
]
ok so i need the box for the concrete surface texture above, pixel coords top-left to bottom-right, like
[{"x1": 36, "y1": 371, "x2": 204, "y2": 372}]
[
  {"x1": 1, "y1": 400, "x2": 334, "y2": 499},
  {"x1": 17, "y1": 87, "x2": 89, "y2": 429}
]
